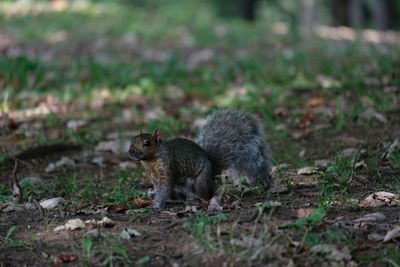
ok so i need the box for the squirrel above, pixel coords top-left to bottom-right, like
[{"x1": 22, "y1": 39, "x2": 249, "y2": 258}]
[{"x1": 128, "y1": 109, "x2": 273, "y2": 208}]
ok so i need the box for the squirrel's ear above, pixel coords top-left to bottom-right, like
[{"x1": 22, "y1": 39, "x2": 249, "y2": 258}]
[{"x1": 153, "y1": 129, "x2": 161, "y2": 143}]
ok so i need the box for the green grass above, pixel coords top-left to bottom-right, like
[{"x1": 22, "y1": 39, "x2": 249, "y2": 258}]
[
  {"x1": 184, "y1": 211, "x2": 226, "y2": 251},
  {"x1": 0, "y1": 0, "x2": 398, "y2": 197},
  {"x1": 317, "y1": 156, "x2": 358, "y2": 206}
]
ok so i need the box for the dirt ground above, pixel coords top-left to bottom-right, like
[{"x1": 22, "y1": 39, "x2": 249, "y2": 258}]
[{"x1": 1, "y1": 116, "x2": 399, "y2": 266}]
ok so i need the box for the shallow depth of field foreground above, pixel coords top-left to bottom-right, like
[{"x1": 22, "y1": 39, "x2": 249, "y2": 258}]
[{"x1": 0, "y1": 0, "x2": 400, "y2": 266}]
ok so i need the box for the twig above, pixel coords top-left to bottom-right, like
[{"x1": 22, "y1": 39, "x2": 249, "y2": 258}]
[
  {"x1": 295, "y1": 227, "x2": 309, "y2": 254},
  {"x1": 11, "y1": 159, "x2": 22, "y2": 203},
  {"x1": 162, "y1": 219, "x2": 187, "y2": 230},
  {"x1": 32, "y1": 199, "x2": 44, "y2": 219}
]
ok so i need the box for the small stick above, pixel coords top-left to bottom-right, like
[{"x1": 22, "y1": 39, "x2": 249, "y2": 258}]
[
  {"x1": 11, "y1": 159, "x2": 22, "y2": 203},
  {"x1": 33, "y1": 199, "x2": 44, "y2": 219}
]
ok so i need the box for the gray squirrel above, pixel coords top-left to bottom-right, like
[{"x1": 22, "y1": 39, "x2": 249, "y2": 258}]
[{"x1": 128, "y1": 109, "x2": 273, "y2": 208}]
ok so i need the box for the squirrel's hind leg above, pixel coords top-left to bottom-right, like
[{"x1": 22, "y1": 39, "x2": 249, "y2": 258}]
[{"x1": 194, "y1": 161, "x2": 216, "y2": 200}]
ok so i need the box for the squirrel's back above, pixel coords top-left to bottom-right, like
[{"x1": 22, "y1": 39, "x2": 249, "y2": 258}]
[{"x1": 198, "y1": 109, "x2": 273, "y2": 188}]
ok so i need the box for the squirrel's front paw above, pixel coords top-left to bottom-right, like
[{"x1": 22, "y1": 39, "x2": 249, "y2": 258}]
[
  {"x1": 149, "y1": 204, "x2": 163, "y2": 212},
  {"x1": 150, "y1": 200, "x2": 164, "y2": 209},
  {"x1": 147, "y1": 187, "x2": 157, "y2": 198}
]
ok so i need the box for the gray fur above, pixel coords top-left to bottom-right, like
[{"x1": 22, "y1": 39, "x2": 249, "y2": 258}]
[
  {"x1": 155, "y1": 138, "x2": 215, "y2": 207},
  {"x1": 198, "y1": 109, "x2": 273, "y2": 188},
  {"x1": 130, "y1": 109, "x2": 273, "y2": 208}
]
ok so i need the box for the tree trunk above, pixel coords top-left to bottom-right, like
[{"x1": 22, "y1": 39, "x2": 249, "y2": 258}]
[
  {"x1": 372, "y1": 0, "x2": 389, "y2": 30},
  {"x1": 331, "y1": 0, "x2": 350, "y2": 26},
  {"x1": 349, "y1": 0, "x2": 363, "y2": 28},
  {"x1": 240, "y1": 0, "x2": 258, "y2": 21},
  {"x1": 300, "y1": 0, "x2": 317, "y2": 34}
]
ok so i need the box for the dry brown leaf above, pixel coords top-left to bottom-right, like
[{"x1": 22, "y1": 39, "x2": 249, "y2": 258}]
[
  {"x1": 134, "y1": 197, "x2": 154, "y2": 208},
  {"x1": 273, "y1": 106, "x2": 289, "y2": 117},
  {"x1": 53, "y1": 254, "x2": 77, "y2": 266},
  {"x1": 361, "y1": 192, "x2": 400, "y2": 207},
  {"x1": 107, "y1": 204, "x2": 128, "y2": 214},
  {"x1": 296, "y1": 208, "x2": 314, "y2": 218},
  {"x1": 299, "y1": 111, "x2": 316, "y2": 127},
  {"x1": 307, "y1": 97, "x2": 325, "y2": 108},
  {"x1": 97, "y1": 217, "x2": 116, "y2": 228}
]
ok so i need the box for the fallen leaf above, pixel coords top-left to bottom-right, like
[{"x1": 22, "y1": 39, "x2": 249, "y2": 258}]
[
  {"x1": 133, "y1": 197, "x2": 153, "y2": 208},
  {"x1": 54, "y1": 218, "x2": 85, "y2": 231},
  {"x1": 307, "y1": 97, "x2": 325, "y2": 108},
  {"x1": 107, "y1": 204, "x2": 128, "y2": 214},
  {"x1": 97, "y1": 217, "x2": 116, "y2": 228},
  {"x1": 119, "y1": 228, "x2": 142, "y2": 239},
  {"x1": 361, "y1": 192, "x2": 400, "y2": 207},
  {"x1": 298, "y1": 111, "x2": 316, "y2": 127},
  {"x1": 296, "y1": 208, "x2": 314, "y2": 218},
  {"x1": 383, "y1": 226, "x2": 400, "y2": 243},
  {"x1": 39, "y1": 197, "x2": 65, "y2": 209},
  {"x1": 297, "y1": 166, "x2": 319, "y2": 175},
  {"x1": 53, "y1": 254, "x2": 77, "y2": 265}
]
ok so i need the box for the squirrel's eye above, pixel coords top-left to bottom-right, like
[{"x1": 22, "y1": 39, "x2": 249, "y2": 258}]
[{"x1": 143, "y1": 140, "x2": 151, "y2": 146}]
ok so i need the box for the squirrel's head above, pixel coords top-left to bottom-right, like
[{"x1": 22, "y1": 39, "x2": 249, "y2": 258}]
[{"x1": 128, "y1": 129, "x2": 161, "y2": 161}]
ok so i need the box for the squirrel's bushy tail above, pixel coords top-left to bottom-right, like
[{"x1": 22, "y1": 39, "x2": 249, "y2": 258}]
[{"x1": 198, "y1": 109, "x2": 273, "y2": 189}]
